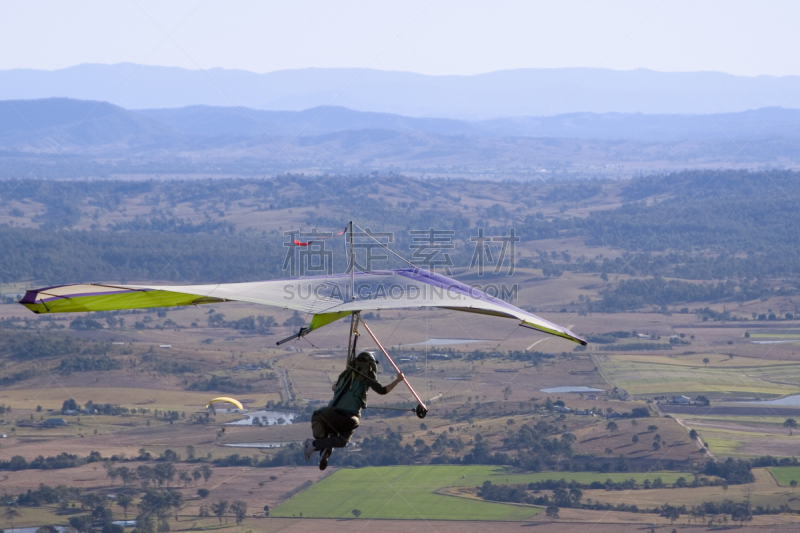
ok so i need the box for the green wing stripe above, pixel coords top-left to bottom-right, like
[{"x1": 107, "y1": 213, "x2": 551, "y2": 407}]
[{"x1": 21, "y1": 287, "x2": 223, "y2": 314}]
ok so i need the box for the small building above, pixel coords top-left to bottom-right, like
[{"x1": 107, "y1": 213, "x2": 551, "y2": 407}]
[
  {"x1": 587, "y1": 394, "x2": 597, "y2": 400},
  {"x1": 607, "y1": 411, "x2": 622, "y2": 419},
  {"x1": 672, "y1": 395, "x2": 691, "y2": 404},
  {"x1": 43, "y1": 418, "x2": 68, "y2": 427}
]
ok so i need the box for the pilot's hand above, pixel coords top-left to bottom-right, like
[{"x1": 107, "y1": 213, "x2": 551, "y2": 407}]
[{"x1": 396, "y1": 372, "x2": 405, "y2": 382}]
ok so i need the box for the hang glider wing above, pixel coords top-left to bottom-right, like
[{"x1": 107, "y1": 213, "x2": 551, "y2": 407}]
[{"x1": 20, "y1": 269, "x2": 586, "y2": 345}]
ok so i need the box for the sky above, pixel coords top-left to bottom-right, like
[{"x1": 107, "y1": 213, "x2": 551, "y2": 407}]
[{"x1": 2, "y1": 1, "x2": 800, "y2": 77}]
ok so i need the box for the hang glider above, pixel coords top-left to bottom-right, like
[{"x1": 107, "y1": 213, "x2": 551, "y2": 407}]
[{"x1": 20, "y1": 268, "x2": 586, "y2": 346}]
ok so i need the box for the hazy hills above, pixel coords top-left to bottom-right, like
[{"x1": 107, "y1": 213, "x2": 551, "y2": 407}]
[
  {"x1": 3, "y1": 98, "x2": 800, "y2": 178},
  {"x1": 4, "y1": 64, "x2": 800, "y2": 119}
]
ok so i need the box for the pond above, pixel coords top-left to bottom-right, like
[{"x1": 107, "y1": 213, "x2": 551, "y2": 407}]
[
  {"x1": 223, "y1": 442, "x2": 287, "y2": 449},
  {"x1": 225, "y1": 410, "x2": 295, "y2": 426},
  {"x1": 738, "y1": 394, "x2": 800, "y2": 406},
  {"x1": 540, "y1": 386, "x2": 605, "y2": 393}
]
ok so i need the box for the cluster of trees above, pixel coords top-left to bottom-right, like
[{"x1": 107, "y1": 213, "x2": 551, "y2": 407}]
[
  {"x1": 597, "y1": 342, "x2": 673, "y2": 352},
  {"x1": 198, "y1": 500, "x2": 248, "y2": 526},
  {"x1": 139, "y1": 353, "x2": 194, "y2": 375},
  {"x1": 105, "y1": 463, "x2": 212, "y2": 490},
  {"x1": 703, "y1": 457, "x2": 755, "y2": 484},
  {"x1": 1, "y1": 452, "x2": 90, "y2": 471},
  {"x1": 9, "y1": 334, "x2": 110, "y2": 360},
  {"x1": 594, "y1": 277, "x2": 774, "y2": 313},
  {"x1": 188, "y1": 375, "x2": 253, "y2": 393},
  {"x1": 0, "y1": 366, "x2": 41, "y2": 386},
  {"x1": 207, "y1": 312, "x2": 278, "y2": 334},
  {"x1": 3, "y1": 170, "x2": 800, "y2": 289},
  {"x1": 0, "y1": 224, "x2": 285, "y2": 284},
  {"x1": 480, "y1": 483, "x2": 766, "y2": 526},
  {"x1": 58, "y1": 355, "x2": 122, "y2": 373}
]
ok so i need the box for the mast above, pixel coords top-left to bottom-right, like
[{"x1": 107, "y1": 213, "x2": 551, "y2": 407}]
[
  {"x1": 346, "y1": 221, "x2": 356, "y2": 365},
  {"x1": 349, "y1": 220, "x2": 355, "y2": 302}
]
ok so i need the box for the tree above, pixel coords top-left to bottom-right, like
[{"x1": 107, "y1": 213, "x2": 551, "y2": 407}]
[
  {"x1": 546, "y1": 506, "x2": 559, "y2": 521},
  {"x1": 791, "y1": 480, "x2": 798, "y2": 490},
  {"x1": 552, "y1": 488, "x2": 570, "y2": 507},
  {"x1": 5, "y1": 506, "x2": 21, "y2": 530},
  {"x1": 263, "y1": 505, "x2": 270, "y2": 517},
  {"x1": 569, "y1": 487, "x2": 582, "y2": 506},
  {"x1": 62, "y1": 398, "x2": 79, "y2": 413},
  {"x1": 154, "y1": 462, "x2": 176, "y2": 487},
  {"x1": 211, "y1": 500, "x2": 228, "y2": 524},
  {"x1": 702, "y1": 357, "x2": 710, "y2": 367},
  {"x1": 133, "y1": 514, "x2": 155, "y2": 533},
  {"x1": 606, "y1": 421, "x2": 618, "y2": 432},
  {"x1": 632, "y1": 434, "x2": 639, "y2": 444},
  {"x1": 652, "y1": 441, "x2": 660, "y2": 451},
  {"x1": 117, "y1": 466, "x2": 136, "y2": 486},
  {"x1": 92, "y1": 505, "x2": 114, "y2": 529},
  {"x1": 731, "y1": 505, "x2": 752, "y2": 526},
  {"x1": 352, "y1": 509, "x2": 362, "y2": 519},
  {"x1": 116, "y1": 492, "x2": 133, "y2": 519},
  {"x1": 660, "y1": 505, "x2": 680, "y2": 525},
  {"x1": 137, "y1": 465, "x2": 154, "y2": 489},
  {"x1": 689, "y1": 429, "x2": 698, "y2": 440},
  {"x1": 785, "y1": 418, "x2": 798, "y2": 435},
  {"x1": 230, "y1": 501, "x2": 247, "y2": 525},
  {"x1": 199, "y1": 464, "x2": 213, "y2": 483},
  {"x1": 168, "y1": 491, "x2": 184, "y2": 522},
  {"x1": 105, "y1": 463, "x2": 120, "y2": 484}
]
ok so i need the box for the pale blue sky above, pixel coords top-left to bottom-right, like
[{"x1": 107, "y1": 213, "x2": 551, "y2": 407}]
[{"x1": 2, "y1": 1, "x2": 799, "y2": 77}]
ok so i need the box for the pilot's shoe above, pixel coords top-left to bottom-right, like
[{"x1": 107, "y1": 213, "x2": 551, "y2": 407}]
[
  {"x1": 303, "y1": 438, "x2": 315, "y2": 462},
  {"x1": 319, "y1": 448, "x2": 333, "y2": 470}
]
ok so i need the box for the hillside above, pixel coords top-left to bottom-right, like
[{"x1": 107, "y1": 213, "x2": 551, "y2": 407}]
[{"x1": 3, "y1": 98, "x2": 800, "y2": 177}]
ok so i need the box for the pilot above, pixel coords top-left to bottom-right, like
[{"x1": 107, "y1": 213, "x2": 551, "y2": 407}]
[{"x1": 304, "y1": 351, "x2": 404, "y2": 469}]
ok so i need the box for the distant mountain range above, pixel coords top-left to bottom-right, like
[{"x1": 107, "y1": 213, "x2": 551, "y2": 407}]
[
  {"x1": 3, "y1": 98, "x2": 800, "y2": 178},
  {"x1": 5, "y1": 97, "x2": 800, "y2": 144},
  {"x1": 4, "y1": 64, "x2": 800, "y2": 119}
]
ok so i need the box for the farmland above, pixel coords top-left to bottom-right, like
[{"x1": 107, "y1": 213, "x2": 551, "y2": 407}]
[
  {"x1": 769, "y1": 467, "x2": 800, "y2": 486},
  {"x1": 3, "y1": 173, "x2": 800, "y2": 531},
  {"x1": 600, "y1": 353, "x2": 800, "y2": 398},
  {"x1": 273, "y1": 465, "x2": 540, "y2": 520}
]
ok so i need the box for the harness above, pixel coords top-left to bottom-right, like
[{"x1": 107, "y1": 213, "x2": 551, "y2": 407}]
[{"x1": 329, "y1": 362, "x2": 376, "y2": 415}]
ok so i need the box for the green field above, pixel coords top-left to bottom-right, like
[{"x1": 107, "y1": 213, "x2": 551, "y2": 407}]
[
  {"x1": 769, "y1": 467, "x2": 800, "y2": 486},
  {"x1": 601, "y1": 355, "x2": 800, "y2": 397},
  {"x1": 272, "y1": 466, "x2": 692, "y2": 520}
]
